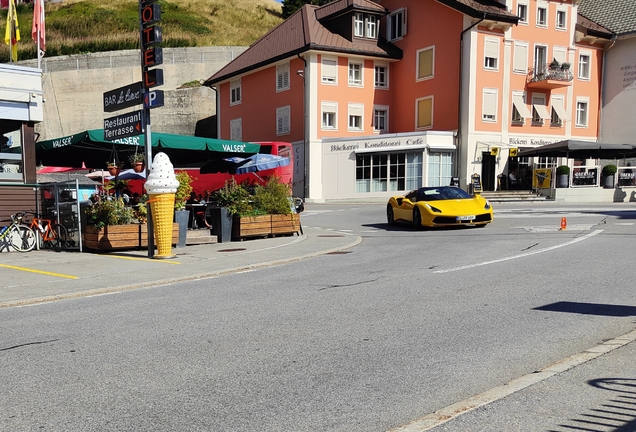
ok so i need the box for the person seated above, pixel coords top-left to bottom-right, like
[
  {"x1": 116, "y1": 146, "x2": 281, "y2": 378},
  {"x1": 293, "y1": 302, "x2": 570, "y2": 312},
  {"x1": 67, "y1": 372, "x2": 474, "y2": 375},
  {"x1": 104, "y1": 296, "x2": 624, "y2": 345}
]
[
  {"x1": 186, "y1": 192, "x2": 198, "y2": 205},
  {"x1": 508, "y1": 170, "x2": 518, "y2": 188}
]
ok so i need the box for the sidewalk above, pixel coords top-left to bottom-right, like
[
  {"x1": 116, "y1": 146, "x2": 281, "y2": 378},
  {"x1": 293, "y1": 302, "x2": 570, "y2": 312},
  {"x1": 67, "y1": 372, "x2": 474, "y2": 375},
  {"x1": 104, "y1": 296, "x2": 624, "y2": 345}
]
[{"x1": 0, "y1": 228, "x2": 361, "y2": 308}]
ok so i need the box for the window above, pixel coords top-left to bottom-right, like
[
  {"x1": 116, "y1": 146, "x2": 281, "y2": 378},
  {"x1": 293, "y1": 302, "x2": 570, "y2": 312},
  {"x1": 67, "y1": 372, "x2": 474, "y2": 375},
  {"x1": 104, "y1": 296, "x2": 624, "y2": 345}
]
[
  {"x1": 348, "y1": 104, "x2": 363, "y2": 131},
  {"x1": 230, "y1": 118, "x2": 242, "y2": 141},
  {"x1": 321, "y1": 57, "x2": 337, "y2": 84},
  {"x1": 0, "y1": 131, "x2": 22, "y2": 181},
  {"x1": 373, "y1": 106, "x2": 388, "y2": 131},
  {"x1": 354, "y1": 13, "x2": 364, "y2": 37},
  {"x1": 517, "y1": 2, "x2": 528, "y2": 24},
  {"x1": 356, "y1": 152, "x2": 421, "y2": 193},
  {"x1": 276, "y1": 63, "x2": 290, "y2": 91},
  {"x1": 484, "y1": 38, "x2": 499, "y2": 70},
  {"x1": 321, "y1": 102, "x2": 337, "y2": 130},
  {"x1": 482, "y1": 89, "x2": 498, "y2": 122},
  {"x1": 556, "y1": 9, "x2": 566, "y2": 30},
  {"x1": 416, "y1": 96, "x2": 433, "y2": 129},
  {"x1": 276, "y1": 106, "x2": 290, "y2": 135},
  {"x1": 427, "y1": 152, "x2": 453, "y2": 187},
  {"x1": 387, "y1": 8, "x2": 407, "y2": 41},
  {"x1": 575, "y1": 99, "x2": 588, "y2": 127},
  {"x1": 553, "y1": 46, "x2": 567, "y2": 65},
  {"x1": 513, "y1": 41, "x2": 528, "y2": 73},
  {"x1": 416, "y1": 47, "x2": 434, "y2": 80},
  {"x1": 374, "y1": 63, "x2": 388, "y2": 88},
  {"x1": 534, "y1": 45, "x2": 547, "y2": 73},
  {"x1": 532, "y1": 94, "x2": 550, "y2": 124},
  {"x1": 512, "y1": 92, "x2": 532, "y2": 124},
  {"x1": 348, "y1": 61, "x2": 363, "y2": 86},
  {"x1": 230, "y1": 79, "x2": 241, "y2": 105},
  {"x1": 366, "y1": 15, "x2": 377, "y2": 39},
  {"x1": 537, "y1": 5, "x2": 547, "y2": 27},
  {"x1": 550, "y1": 95, "x2": 569, "y2": 126},
  {"x1": 578, "y1": 52, "x2": 590, "y2": 80}
]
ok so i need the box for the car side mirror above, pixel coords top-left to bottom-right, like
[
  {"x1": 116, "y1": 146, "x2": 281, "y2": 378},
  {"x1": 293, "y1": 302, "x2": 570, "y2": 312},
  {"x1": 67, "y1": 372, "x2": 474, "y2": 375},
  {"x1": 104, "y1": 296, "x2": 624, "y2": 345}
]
[{"x1": 292, "y1": 197, "x2": 304, "y2": 213}]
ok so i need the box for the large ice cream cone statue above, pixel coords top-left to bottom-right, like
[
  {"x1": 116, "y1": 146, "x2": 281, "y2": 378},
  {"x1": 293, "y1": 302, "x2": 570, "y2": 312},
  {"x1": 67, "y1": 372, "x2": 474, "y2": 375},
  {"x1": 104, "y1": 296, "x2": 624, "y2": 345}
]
[{"x1": 144, "y1": 153, "x2": 180, "y2": 259}]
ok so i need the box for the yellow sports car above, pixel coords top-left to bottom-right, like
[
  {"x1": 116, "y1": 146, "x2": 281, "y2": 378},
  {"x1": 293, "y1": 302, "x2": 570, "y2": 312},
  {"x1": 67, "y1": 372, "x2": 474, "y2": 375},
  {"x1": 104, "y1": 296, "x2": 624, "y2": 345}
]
[{"x1": 386, "y1": 186, "x2": 493, "y2": 228}]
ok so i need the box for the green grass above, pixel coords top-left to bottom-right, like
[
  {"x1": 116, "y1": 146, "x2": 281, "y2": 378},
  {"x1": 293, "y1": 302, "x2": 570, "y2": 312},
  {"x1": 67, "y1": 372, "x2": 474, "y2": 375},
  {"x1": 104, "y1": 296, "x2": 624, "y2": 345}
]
[{"x1": 0, "y1": 0, "x2": 283, "y2": 63}]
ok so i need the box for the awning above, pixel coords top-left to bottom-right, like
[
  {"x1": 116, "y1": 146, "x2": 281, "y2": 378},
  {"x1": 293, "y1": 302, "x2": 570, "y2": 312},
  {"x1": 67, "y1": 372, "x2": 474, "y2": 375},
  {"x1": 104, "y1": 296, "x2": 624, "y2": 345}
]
[
  {"x1": 35, "y1": 130, "x2": 261, "y2": 168},
  {"x1": 551, "y1": 99, "x2": 570, "y2": 121},
  {"x1": 512, "y1": 94, "x2": 532, "y2": 118},
  {"x1": 517, "y1": 140, "x2": 636, "y2": 158},
  {"x1": 427, "y1": 143, "x2": 456, "y2": 151},
  {"x1": 532, "y1": 102, "x2": 551, "y2": 120},
  {"x1": 355, "y1": 144, "x2": 427, "y2": 154}
]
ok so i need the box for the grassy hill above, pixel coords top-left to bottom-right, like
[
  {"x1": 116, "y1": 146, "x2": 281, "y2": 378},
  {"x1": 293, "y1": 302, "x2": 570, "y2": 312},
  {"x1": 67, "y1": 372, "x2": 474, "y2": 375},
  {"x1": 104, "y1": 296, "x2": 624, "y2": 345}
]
[{"x1": 1, "y1": 0, "x2": 283, "y2": 63}]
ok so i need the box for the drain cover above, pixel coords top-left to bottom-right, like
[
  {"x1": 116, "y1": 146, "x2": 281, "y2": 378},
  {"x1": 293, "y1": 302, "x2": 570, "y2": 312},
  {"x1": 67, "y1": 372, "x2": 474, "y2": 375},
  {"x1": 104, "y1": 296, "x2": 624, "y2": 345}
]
[
  {"x1": 218, "y1": 248, "x2": 247, "y2": 252},
  {"x1": 317, "y1": 234, "x2": 345, "y2": 238},
  {"x1": 327, "y1": 251, "x2": 352, "y2": 255}
]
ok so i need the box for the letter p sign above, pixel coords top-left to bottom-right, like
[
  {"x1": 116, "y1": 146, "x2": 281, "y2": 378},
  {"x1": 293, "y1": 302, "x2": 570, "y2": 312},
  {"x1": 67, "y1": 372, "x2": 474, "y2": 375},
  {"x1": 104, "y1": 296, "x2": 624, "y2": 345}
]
[{"x1": 144, "y1": 90, "x2": 164, "y2": 109}]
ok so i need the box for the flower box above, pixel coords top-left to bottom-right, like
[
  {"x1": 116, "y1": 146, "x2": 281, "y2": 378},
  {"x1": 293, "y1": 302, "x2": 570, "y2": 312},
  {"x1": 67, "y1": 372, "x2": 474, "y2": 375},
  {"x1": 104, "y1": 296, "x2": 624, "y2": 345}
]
[
  {"x1": 232, "y1": 214, "x2": 300, "y2": 240},
  {"x1": 83, "y1": 223, "x2": 179, "y2": 250},
  {"x1": 270, "y1": 214, "x2": 300, "y2": 236}
]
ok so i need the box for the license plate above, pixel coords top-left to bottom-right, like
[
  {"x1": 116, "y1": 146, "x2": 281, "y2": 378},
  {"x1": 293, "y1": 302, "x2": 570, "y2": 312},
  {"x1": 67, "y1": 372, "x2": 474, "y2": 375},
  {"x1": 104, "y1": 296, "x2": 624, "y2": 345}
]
[{"x1": 456, "y1": 215, "x2": 476, "y2": 221}]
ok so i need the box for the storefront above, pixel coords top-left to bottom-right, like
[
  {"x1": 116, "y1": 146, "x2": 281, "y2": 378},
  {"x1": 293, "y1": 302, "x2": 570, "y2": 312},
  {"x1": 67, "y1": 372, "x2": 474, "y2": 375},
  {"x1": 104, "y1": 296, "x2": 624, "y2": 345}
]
[{"x1": 317, "y1": 131, "x2": 456, "y2": 200}]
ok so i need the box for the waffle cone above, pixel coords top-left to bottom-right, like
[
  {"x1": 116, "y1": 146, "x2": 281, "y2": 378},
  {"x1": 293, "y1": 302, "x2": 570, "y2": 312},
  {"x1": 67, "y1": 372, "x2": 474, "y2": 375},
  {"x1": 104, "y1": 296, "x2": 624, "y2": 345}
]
[{"x1": 149, "y1": 193, "x2": 175, "y2": 257}]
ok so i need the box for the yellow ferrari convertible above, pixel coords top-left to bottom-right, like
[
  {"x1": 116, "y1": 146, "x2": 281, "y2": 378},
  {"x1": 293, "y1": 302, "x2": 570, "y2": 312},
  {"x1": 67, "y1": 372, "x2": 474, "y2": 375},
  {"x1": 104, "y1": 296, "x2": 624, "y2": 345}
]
[{"x1": 386, "y1": 186, "x2": 493, "y2": 228}]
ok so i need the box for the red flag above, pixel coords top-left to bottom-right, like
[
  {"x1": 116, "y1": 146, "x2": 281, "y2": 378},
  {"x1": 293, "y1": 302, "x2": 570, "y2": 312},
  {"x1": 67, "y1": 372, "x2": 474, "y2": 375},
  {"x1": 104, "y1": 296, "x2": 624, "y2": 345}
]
[{"x1": 31, "y1": 0, "x2": 45, "y2": 52}]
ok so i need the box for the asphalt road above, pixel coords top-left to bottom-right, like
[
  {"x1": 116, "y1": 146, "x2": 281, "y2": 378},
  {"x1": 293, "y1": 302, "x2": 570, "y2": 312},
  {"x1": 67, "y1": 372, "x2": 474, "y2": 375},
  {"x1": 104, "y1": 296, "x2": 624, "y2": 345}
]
[{"x1": 1, "y1": 203, "x2": 635, "y2": 431}]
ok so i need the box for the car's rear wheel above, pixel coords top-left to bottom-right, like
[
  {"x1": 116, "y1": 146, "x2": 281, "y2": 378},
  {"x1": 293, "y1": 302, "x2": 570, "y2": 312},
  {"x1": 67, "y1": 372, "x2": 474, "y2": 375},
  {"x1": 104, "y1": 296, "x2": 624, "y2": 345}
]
[
  {"x1": 413, "y1": 207, "x2": 422, "y2": 229},
  {"x1": 387, "y1": 204, "x2": 395, "y2": 226}
]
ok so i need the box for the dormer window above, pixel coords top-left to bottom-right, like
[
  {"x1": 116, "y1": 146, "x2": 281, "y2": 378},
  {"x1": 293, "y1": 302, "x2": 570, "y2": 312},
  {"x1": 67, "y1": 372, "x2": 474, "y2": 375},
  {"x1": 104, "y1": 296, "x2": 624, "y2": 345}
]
[{"x1": 353, "y1": 12, "x2": 378, "y2": 39}]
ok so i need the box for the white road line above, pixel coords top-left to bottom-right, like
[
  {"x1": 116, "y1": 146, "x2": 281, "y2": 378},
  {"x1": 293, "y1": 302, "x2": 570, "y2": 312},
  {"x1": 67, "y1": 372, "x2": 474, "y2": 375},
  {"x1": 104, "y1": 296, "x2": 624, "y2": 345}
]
[
  {"x1": 615, "y1": 222, "x2": 634, "y2": 226},
  {"x1": 433, "y1": 229, "x2": 603, "y2": 274}
]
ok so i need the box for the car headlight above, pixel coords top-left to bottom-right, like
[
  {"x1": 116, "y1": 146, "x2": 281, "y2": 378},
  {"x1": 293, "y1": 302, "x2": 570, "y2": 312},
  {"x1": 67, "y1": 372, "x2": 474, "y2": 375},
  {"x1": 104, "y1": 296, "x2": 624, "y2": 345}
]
[
  {"x1": 425, "y1": 203, "x2": 442, "y2": 213},
  {"x1": 484, "y1": 200, "x2": 491, "y2": 210}
]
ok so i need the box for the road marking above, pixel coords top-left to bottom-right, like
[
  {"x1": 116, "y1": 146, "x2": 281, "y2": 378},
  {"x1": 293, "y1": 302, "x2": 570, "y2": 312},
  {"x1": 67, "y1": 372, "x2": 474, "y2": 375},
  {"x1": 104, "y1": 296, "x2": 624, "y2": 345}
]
[
  {"x1": 615, "y1": 222, "x2": 634, "y2": 226},
  {"x1": 433, "y1": 229, "x2": 603, "y2": 274},
  {"x1": 0, "y1": 263, "x2": 77, "y2": 279},
  {"x1": 513, "y1": 224, "x2": 594, "y2": 232},
  {"x1": 390, "y1": 328, "x2": 636, "y2": 432},
  {"x1": 100, "y1": 254, "x2": 181, "y2": 264}
]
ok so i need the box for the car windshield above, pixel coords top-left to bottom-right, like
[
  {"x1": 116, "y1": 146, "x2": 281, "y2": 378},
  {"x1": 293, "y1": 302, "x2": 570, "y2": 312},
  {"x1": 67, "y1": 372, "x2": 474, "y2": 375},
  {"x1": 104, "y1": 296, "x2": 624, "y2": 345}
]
[{"x1": 415, "y1": 186, "x2": 471, "y2": 201}]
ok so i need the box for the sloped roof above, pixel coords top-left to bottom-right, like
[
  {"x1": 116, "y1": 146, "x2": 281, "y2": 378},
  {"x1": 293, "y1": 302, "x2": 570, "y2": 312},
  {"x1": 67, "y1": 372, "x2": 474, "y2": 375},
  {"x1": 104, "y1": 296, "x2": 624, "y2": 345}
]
[
  {"x1": 204, "y1": 3, "x2": 402, "y2": 86},
  {"x1": 576, "y1": 14, "x2": 614, "y2": 39},
  {"x1": 578, "y1": 0, "x2": 636, "y2": 36},
  {"x1": 315, "y1": 0, "x2": 386, "y2": 21},
  {"x1": 434, "y1": 0, "x2": 519, "y2": 22}
]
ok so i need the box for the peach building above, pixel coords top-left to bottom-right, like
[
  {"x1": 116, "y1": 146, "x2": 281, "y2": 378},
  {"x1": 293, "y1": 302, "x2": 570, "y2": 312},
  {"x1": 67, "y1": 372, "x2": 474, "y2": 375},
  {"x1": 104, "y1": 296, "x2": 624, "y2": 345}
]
[{"x1": 205, "y1": 0, "x2": 615, "y2": 201}]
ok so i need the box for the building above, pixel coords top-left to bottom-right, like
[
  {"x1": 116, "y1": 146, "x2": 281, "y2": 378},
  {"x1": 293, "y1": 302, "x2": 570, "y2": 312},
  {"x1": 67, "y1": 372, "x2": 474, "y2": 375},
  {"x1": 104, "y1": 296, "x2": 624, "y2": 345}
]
[{"x1": 204, "y1": 0, "x2": 621, "y2": 201}]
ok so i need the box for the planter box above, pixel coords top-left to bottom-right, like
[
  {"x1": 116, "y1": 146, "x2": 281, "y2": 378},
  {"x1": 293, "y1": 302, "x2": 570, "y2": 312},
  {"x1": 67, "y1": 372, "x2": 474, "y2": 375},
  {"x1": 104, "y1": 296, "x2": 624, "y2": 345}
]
[
  {"x1": 83, "y1": 223, "x2": 179, "y2": 250},
  {"x1": 232, "y1": 214, "x2": 300, "y2": 240}
]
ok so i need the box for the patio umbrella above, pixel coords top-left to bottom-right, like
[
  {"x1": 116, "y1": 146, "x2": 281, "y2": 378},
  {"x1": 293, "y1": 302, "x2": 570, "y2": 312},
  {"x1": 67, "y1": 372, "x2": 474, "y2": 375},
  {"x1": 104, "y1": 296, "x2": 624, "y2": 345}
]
[
  {"x1": 85, "y1": 170, "x2": 110, "y2": 179},
  {"x1": 106, "y1": 168, "x2": 146, "y2": 181},
  {"x1": 199, "y1": 156, "x2": 248, "y2": 174},
  {"x1": 234, "y1": 153, "x2": 290, "y2": 175}
]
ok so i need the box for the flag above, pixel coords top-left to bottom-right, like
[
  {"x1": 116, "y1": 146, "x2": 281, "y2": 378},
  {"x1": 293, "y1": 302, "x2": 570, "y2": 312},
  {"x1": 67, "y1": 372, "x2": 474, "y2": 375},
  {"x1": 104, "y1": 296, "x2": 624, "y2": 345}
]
[
  {"x1": 4, "y1": 0, "x2": 20, "y2": 62},
  {"x1": 31, "y1": 0, "x2": 45, "y2": 53}
]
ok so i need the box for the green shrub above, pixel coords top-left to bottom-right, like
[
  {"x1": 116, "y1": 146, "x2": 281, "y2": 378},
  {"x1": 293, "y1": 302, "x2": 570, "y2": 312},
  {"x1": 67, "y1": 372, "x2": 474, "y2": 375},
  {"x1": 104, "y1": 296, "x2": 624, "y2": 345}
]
[
  {"x1": 211, "y1": 179, "x2": 254, "y2": 216},
  {"x1": 602, "y1": 164, "x2": 617, "y2": 176},
  {"x1": 175, "y1": 171, "x2": 194, "y2": 211},
  {"x1": 556, "y1": 165, "x2": 570, "y2": 175},
  {"x1": 253, "y1": 176, "x2": 292, "y2": 215},
  {"x1": 85, "y1": 197, "x2": 134, "y2": 229}
]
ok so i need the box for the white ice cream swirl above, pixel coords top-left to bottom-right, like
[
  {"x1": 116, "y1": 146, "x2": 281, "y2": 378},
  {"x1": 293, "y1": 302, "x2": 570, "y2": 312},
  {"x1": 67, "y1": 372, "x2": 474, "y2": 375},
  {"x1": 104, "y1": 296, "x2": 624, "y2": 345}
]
[{"x1": 144, "y1": 152, "x2": 179, "y2": 194}]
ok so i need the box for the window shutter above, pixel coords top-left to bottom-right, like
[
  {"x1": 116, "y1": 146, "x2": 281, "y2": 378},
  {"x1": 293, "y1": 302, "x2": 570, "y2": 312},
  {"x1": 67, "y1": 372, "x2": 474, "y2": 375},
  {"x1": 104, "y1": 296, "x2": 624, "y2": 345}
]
[
  {"x1": 513, "y1": 43, "x2": 528, "y2": 73},
  {"x1": 322, "y1": 59, "x2": 337, "y2": 82},
  {"x1": 553, "y1": 47, "x2": 567, "y2": 64},
  {"x1": 417, "y1": 98, "x2": 432, "y2": 128},
  {"x1": 418, "y1": 49, "x2": 433, "y2": 79},
  {"x1": 485, "y1": 38, "x2": 499, "y2": 59},
  {"x1": 483, "y1": 90, "x2": 497, "y2": 117},
  {"x1": 402, "y1": 8, "x2": 407, "y2": 36}
]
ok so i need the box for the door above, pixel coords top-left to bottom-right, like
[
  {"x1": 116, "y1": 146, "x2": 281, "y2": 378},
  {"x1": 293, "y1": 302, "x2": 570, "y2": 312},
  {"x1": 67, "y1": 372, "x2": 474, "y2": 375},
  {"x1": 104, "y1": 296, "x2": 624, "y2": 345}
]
[{"x1": 481, "y1": 152, "x2": 496, "y2": 191}]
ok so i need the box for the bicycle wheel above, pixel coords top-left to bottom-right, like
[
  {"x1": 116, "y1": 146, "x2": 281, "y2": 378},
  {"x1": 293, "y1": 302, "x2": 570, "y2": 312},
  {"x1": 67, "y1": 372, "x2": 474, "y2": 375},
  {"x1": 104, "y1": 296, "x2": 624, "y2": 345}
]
[
  {"x1": 10, "y1": 225, "x2": 36, "y2": 252},
  {"x1": 51, "y1": 224, "x2": 69, "y2": 250}
]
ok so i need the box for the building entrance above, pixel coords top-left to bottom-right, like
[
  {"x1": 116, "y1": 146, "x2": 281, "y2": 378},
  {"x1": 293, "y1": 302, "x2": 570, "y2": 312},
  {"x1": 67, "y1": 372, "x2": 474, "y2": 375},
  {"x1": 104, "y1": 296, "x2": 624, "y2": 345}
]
[{"x1": 480, "y1": 152, "x2": 496, "y2": 191}]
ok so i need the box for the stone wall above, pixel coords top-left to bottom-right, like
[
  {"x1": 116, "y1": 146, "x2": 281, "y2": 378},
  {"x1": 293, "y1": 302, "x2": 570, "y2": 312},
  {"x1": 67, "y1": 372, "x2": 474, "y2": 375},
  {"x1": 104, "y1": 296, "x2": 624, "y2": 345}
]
[{"x1": 18, "y1": 47, "x2": 247, "y2": 140}]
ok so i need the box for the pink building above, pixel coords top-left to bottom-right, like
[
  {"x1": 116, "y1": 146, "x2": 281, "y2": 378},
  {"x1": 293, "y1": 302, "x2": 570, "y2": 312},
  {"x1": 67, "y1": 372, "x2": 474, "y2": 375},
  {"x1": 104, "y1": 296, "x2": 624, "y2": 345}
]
[{"x1": 205, "y1": 0, "x2": 612, "y2": 201}]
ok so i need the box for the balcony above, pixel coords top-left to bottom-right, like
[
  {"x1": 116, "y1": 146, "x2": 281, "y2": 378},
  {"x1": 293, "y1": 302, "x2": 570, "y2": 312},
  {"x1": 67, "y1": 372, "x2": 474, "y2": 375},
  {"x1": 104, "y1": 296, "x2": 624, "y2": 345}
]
[{"x1": 526, "y1": 65, "x2": 573, "y2": 90}]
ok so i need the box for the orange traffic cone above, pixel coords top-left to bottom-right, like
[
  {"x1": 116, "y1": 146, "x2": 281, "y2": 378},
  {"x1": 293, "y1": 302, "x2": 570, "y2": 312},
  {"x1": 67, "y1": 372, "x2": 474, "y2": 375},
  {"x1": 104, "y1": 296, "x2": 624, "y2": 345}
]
[{"x1": 560, "y1": 217, "x2": 567, "y2": 230}]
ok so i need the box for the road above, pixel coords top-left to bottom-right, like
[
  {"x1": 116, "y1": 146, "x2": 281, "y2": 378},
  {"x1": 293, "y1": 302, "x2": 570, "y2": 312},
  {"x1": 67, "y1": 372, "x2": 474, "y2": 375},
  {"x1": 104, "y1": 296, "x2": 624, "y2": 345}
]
[{"x1": 1, "y1": 203, "x2": 635, "y2": 431}]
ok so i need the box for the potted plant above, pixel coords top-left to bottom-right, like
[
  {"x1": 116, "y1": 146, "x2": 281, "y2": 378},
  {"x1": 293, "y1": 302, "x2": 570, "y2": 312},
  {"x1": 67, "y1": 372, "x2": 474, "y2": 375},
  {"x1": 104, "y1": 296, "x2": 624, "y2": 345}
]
[
  {"x1": 209, "y1": 179, "x2": 252, "y2": 242},
  {"x1": 556, "y1": 165, "x2": 570, "y2": 188},
  {"x1": 174, "y1": 171, "x2": 194, "y2": 247},
  {"x1": 128, "y1": 152, "x2": 145, "y2": 173},
  {"x1": 602, "y1": 164, "x2": 617, "y2": 188},
  {"x1": 106, "y1": 160, "x2": 123, "y2": 176},
  {"x1": 549, "y1": 58, "x2": 560, "y2": 70},
  {"x1": 561, "y1": 62, "x2": 570, "y2": 70}
]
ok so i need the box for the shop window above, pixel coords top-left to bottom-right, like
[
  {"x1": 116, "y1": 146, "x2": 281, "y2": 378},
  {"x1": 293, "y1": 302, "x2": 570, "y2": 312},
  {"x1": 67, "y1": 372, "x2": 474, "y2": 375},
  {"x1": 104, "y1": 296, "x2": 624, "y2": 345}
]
[
  {"x1": 356, "y1": 151, "x2": 421, "y2": 193},
  {"x1": 427, "y1": 152, "x2": 453, "y2": 187},
  {"x1": 416, "y1": 96, "x2": 433, "y2": 129},
  {"x1": 417, "y1": 47, "x2": 434, "y2": 80},
  {"x1": 230, "y1": 79, "x2": 241, "y2": 105},
  {"x1": 0, "y1": 131, "x2": 23, "y2": 181}
]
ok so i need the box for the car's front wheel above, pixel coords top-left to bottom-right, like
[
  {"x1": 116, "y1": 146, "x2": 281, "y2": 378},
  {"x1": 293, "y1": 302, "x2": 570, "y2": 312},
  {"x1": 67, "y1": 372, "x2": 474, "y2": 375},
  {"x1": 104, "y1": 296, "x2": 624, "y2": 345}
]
[
  {"x1": 413, "y1": 207, "x2": 422, "y2": 229},
  {"x1": 387, "y1": 204, "x2": 395, "y2": 226}
]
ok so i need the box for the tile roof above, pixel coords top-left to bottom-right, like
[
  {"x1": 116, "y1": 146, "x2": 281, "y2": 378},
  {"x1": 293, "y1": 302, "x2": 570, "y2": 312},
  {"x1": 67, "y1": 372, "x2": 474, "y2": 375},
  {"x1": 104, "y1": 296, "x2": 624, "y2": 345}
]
[
  {"x1": 578, "y1": 0, "x2": 636, "y2": 35},
  {"x1": 434, "y1": 0, "x2": 519, "y2": 22},
  {"x1": 204, "y1": 3, "x2": 402, "y2": 86},
  {"x1": 576, "y1": 14, "x2": 614, "y2": 39}
]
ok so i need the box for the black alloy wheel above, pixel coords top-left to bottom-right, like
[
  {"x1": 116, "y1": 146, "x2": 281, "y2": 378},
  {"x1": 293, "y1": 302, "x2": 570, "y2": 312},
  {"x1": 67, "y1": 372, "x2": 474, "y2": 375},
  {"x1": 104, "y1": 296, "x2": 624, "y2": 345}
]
[{"x1": 386, "y1": 204, "x2": 395, "y2": 226}]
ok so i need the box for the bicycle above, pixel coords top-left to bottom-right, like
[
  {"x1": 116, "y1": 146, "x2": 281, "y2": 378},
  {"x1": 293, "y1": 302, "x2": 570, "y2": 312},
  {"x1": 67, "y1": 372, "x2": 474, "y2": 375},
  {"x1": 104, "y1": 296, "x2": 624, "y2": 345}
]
[
  {"x1": 0, "y1": 212, "x2": 36, "y2": 252},
  {"x1": 22, "y1": 212, "x2": 70, "y2": 250}
]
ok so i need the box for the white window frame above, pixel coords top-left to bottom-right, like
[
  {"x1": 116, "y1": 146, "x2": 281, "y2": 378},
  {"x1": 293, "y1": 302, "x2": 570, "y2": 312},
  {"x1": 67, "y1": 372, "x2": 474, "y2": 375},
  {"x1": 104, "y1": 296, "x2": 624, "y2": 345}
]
[
  {"x1": 230, "y1": 118, "x2": 242, "y2": 141},
  {"x1": 416, "y1": 46, "x2": 435, "y2": 81},
  {"x1": 555, "y1": 8, "x2": 567, "y2": 30},
  {"x1": 513, "y1": 41, "x2": 528, "y2": 74},
  {"x1": 517, "y1": 1, "x2": 528, "y2": 24},
  {"x1": 348, "y1": 60, "x2": 363, "y2": 87},
  {"x1": 550, "y1": 95, "x2": 568, "y2": 126},
  {"x1": 373, "y1": 105, "x2": 389, "y2": 132},
  {"x1": 276, "y1": 62, "x2": 290, "y2": 92},
  {"x1": 321, "y1": 56, "x2": 338, "y2": 84},
  {"x1": 482, "y1": 88, "x2": 498, "y2": 122},
  {"x1": 484, "y1": 38, "x2": 499, "y2": 71},
  {"x1": 415, "y1": 96, "x2": 434, "y2": 130},
  {"x1": 536, "y1": 3, "x2": 548, "y2": 28},
  {"x1": 511, "y1": 91, "x2": 531, "y2": 124},
  {"x1": 534, "y1": 44, "x2": 548, "y2": 73},
  {"x1": 230, "y1": 79, "x2": 241, "y2": 106},
  {"x1": 354, "y1": 13, "x2": 364, "y2": 37},
  {"x1": 348, "y1": 103, "x2": 364, "y2": 131},
  {"x1": 321, "y1": 102, "x2": 338, "y2": 130},
  {"x1": 531, "y1": 93, "x2": 549, "y2": 125},
  {"x1": 366, "y1": 15, "x2": 377, "y2": 39},
  {"x1": 387, "y1": 8, "x2": 407, "y2": 41},
  {"x1": 575, "y1": 98, "x2": 589, "y2": 128},
  {"x1": 578, "y1": 51, "x2": 591, "y2": 80},
  {"x1": 374, "y1": 62, "x2": 388, "y2": 89},
  {"x1": 276, "y1": 106, "x2": 291, "y2": 136}
]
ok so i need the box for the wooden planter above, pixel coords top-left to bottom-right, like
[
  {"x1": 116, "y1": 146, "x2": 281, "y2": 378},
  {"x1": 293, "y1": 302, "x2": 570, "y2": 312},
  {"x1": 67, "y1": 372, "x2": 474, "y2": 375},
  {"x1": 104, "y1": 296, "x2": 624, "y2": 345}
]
[
  {"x1": 232, "y1": 214, "x2": 300, "y2": 240},
  {"x1": 83, "y1": 223, "x2": 179, "y2": 250}
]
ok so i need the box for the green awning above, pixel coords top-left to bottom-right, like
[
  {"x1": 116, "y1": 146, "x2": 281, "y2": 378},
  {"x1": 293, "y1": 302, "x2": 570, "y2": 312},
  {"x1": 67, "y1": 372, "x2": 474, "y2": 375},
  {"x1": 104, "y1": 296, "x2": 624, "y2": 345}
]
[{"x1": 35, "y1": 130, "x2": 261, "y2": 168}]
